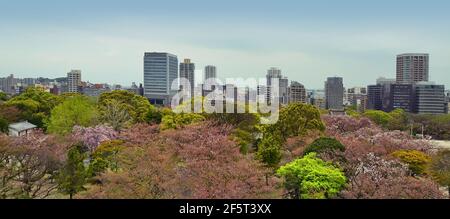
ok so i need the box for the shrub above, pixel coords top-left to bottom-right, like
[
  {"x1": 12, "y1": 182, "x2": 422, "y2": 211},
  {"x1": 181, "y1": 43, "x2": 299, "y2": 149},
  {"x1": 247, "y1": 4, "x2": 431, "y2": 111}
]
[
  {"x1": 428, "y1": 150, "x2": 450, "y2": 197},
  {"x1": 303, "y1": 137, "x2": 345, "y2": 156},
  {"x1": 392, "y1": 150, "x2": 431, "y2": 175},
  {"x1": 363, "y1": 110, "x2": 392, "y2": 128},
  {"x1": 160, "y1": 113, "x2": 205, "y2": 130},
  {"x1": 88, "y1": 140, "x2": 125, "y2": 176},
  {"x1": 277, "y1": 153, "x2": 347, "y2": 199}
]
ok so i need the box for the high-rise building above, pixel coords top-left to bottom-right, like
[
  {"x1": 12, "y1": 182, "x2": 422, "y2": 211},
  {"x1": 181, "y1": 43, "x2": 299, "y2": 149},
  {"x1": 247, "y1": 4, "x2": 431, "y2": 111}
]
[
  {"x1": 382, "y1": 83, "x2": 413, "y2": 112},
  {"x1": 144, "y1": 52, "x2": 178, "y2": 105},
  {"x1": 0, "y1": 74, "x2": 17, "y2": 94},
  {"x1": 445, "y1": 90, "x2": 450, "y2": 102},
  {"x1": 266, "y1": 67, "x2": 282, "y2": 86},
  {"x1": 67, "y1": 70, "x2": 81, "y2": 93},
  {"x1": 266, "y1": 67, "x2": 288, "y2": 104},
  {"x1": 413, "y1": 82, "x2": 446, "y2": 114},
  {"x1": 289, "y1": 81, "x2": 306, "y2": 103},
  {"x1": 396, "y1": 53, "x2": 429, "y2": 84},
  {"x1": 204, "y1": 65, "x2": 217, "y2": 81},
  {"x1": 279, "y1": 77, "x2": 289, "y2": 105},
  {"x1": 180, "y1": 59, "x2": 195, "y2": 97},
  {"x1": 257, "y1": 85, "x2": 269, "y2": 104},
  {"x1": 325, "y1": 77, "x2": 344, "y2": 110},
  {"x1": 367, "y1": 84, "x2": 383, "y2": 110}
]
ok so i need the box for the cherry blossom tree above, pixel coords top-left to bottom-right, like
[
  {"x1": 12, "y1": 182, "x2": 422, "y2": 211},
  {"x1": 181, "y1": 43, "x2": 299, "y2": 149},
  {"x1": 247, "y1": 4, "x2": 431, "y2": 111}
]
[
  {"x1": 118, "y1": 123, "x2": 160, "y2": 145},
  {"x1": 340, "y1": 153, "x2": 444, "y2": 199},
  {"x1": 82, "y1": 123, "x2": 279, "y2": 199},
  {"x1": 72, "y1": 125, "x2": 118, "y2": 153},
  {"x1": 1, "y1": 131, "x2": 71, "y2": 199}
]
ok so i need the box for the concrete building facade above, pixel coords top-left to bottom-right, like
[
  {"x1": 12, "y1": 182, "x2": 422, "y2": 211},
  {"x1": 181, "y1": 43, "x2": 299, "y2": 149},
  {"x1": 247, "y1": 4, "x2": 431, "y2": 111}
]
[
  {"x1": 67, "y1": 70, "x2": 81, "y2": 93},
  {"x1": 289, "y1": 81, "x2": 306, "y2": 103},
  {"x1": 396, "y1": 53, "x2": 429, "y2": 84}
]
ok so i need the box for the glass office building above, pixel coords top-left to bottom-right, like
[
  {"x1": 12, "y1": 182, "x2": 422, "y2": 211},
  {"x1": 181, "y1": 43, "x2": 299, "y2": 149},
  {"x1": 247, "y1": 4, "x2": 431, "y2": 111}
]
[{"x1": 143, "y1": 52, "x2": 178, "y2": 105}]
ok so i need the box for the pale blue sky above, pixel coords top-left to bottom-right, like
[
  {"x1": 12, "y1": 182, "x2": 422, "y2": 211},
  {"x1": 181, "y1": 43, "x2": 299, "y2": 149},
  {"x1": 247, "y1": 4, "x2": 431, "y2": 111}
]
[{"x1": 0, "y1": 0, "x2": 449, "y2": 89}]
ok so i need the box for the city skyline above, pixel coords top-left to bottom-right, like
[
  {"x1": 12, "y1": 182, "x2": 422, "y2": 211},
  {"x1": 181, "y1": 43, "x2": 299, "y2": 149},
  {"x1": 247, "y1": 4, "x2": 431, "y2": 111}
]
[{"x1": 1, "y1": 0, "x2": 450, "y2": 89}]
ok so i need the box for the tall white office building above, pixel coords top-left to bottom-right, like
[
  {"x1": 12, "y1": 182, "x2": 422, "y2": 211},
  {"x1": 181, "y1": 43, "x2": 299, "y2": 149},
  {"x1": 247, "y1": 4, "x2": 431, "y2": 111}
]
[
  {"x1": 144, "y1": 52, "x2": 178, "y2": 105},
  {"x1": 67, "y1": 70, "x2": 81, "y2": 93}
]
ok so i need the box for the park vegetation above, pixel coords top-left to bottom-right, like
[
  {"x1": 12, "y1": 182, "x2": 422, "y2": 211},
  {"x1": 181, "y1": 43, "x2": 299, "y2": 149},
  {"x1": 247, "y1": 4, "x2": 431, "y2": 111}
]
[{"x1": 0, "y1": 88, "x2": 448, "y2": 199}]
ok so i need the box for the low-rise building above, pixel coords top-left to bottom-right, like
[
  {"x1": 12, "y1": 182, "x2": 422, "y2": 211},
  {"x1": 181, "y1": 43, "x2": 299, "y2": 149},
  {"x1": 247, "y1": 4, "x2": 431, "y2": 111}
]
[{"x1": 9, "y1": 121, "x2": 37, "y2": 137}]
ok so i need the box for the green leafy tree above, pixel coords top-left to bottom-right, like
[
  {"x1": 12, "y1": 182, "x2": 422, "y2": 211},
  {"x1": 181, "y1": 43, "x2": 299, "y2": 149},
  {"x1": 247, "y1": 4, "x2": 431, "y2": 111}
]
[
  {"x1": 47, "y1": 96, "x2": 98, "y2": 135},
  {"x1": 428, "y1": 150, "x2": 450, "y2": 198},
  {"x1": 392, "y1": 150, "x2": 431, "y2": 175},
  {"x1": 345, "y1": 107, "x2": 360, "y2": 118},
  {"x1": 256, "y1": 132, "x2": 283, "y2": 169},
  {"x1": 145, "y1": 105, "x2": 163, "y2": 124},
  {"x1": 6, "y1": 88, "x2": 62, "y2": 128},
  {"x1": 98, "y1": 90, "x2": 151, "y2": 123},
  {"x1": 232, "y1": 128, "x2": 255, "y2": 154},
  {"x1": 88, "y1": 140, "x2": 125, "y2": 176},
  {"x1": 0, "y1": 92, "x2": 8, "y2": 101},
  {"x1": 277, "y1": 153, "x2": 347, "y2": 199},
  {"x1": 409, "y1": 114, "x2": 450, "y2": 140},
  {"x1": 275, "y1": 103, "x2": 325, "y2": 139},
  {"x1": 0, "y1": 117, "x2": 8, "y2": 133},
  {"x1": 303, "y1": 137, "x2": 345, "y2": 156},
  {"x1": 387, "y1": 109, "x2": 409, "y2": 131},
  {"x1": 257, "y1": 103, "x2": 325, "y2": 168},
  {"x1": 160, "y1": 113, "x2": 205, "y2": 130},
  {"x1": 208, "y1": 105, "x2": 261, "y2": 154},
  {"x1": 57, "y1": 144, "x2": 88, "y2": 199},
  {"x1": 363, "y1": 110, "x2": 392, "y2": 128},
  {"x1": 99, "y1": 99, "x2": 132, "y2": 131}
]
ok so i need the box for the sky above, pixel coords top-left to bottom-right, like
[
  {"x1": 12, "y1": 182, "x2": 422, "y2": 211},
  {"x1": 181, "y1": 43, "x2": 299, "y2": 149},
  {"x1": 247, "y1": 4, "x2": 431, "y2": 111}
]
[{"x1": 0, "y1": 0, "x2": 449, "y2": 89}]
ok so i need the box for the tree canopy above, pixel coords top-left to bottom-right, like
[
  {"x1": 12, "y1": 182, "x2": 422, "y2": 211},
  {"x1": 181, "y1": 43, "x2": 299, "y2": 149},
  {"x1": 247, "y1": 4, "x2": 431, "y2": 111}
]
[
  {"x1": 363, "y1": 110, "x2": 392, "y2": 128},
  {"x1": 46, "y1": 96, "x2": 98, "y2": 135},
  {"x1": 5, "y1": 88, "x2": 62, "y2": 128},
  {"x1": 257, "y1": 103, "x2": 325, "y2": 168},
  {"x1": 303, "y1": 137, "x2": 346, "y2": 156},
  {"x1": 277, "y1": 153, "x2": 347, "y2": 199},
  {"x1": 275, "y1": 103, "x2": 325, "y2": 140},
  {"x1": 428, "y1": 150, "x2": 450, "y2": 197},
  {"x1": 98, "y1": 90, "x2": 151, "y2": 123},
  {"x1": 57, "y1": 144, "x2": 88, "y2": 199},
  {"x1": 392, "y1": 150, "x2": 431, "y2": 175}
]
